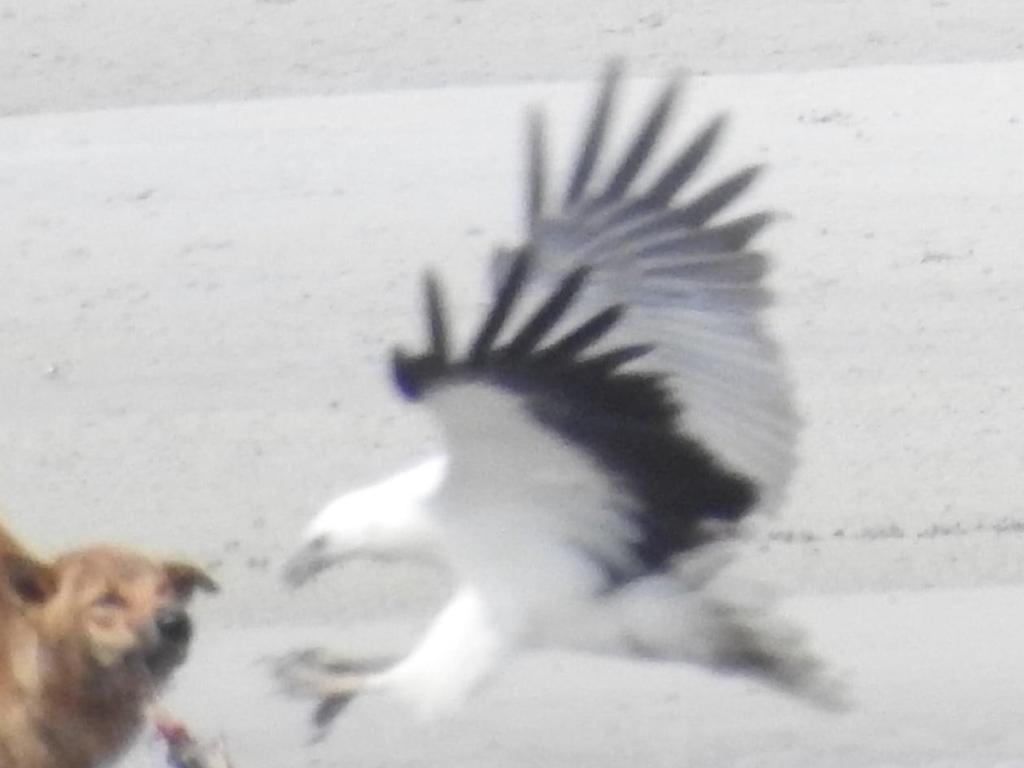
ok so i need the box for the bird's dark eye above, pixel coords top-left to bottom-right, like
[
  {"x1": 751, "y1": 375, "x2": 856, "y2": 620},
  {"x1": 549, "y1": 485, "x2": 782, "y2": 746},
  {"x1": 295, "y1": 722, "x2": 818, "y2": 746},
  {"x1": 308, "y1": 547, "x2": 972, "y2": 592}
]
[{"x1": 310, "y1": 534, "x2": 328, "y2": 552}]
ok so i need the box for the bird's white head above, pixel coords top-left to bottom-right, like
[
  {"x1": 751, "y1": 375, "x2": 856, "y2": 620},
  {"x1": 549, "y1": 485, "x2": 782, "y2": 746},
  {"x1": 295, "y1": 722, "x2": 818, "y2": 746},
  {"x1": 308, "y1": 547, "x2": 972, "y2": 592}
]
[{"x1": 282, "y1": 456, "x2": 447, "y2": 588}]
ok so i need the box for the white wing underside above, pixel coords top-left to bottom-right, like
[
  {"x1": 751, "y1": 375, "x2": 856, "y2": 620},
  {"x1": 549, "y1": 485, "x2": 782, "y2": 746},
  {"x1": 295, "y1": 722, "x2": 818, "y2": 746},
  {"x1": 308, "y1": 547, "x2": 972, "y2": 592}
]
[
  {"x1": 489, "y1": 205, "x2": 799, "y2": 520},
  {"x1": 426, "y1": 382, "x2": 640, "y2": 612},
  {"x1": 485, "y1": 70, "x2": 801, "y2": 516},
  {"x1": 481, "y1": 253, "x2": 797, "y2": 521},
  {"x1": 547, "y1": 262, "x2": 794, "y2": 516},
  {"x1": 368, "y1": 384, "x2": 649, "y2": 717}
]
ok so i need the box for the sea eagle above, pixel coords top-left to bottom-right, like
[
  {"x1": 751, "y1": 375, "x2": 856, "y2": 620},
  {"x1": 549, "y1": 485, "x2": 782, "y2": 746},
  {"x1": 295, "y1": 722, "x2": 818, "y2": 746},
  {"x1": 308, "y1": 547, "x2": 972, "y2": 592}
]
[{"x1": 278, "y1": 64, "x2": 840, "y2": 726}]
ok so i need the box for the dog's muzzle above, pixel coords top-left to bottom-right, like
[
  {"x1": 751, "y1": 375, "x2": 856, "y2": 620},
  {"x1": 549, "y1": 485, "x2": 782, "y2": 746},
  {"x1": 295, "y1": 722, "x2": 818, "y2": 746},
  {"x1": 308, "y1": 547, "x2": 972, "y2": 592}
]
[
  {"x1": 155, "y1": 607, "x2": 193, "y2": 646},
  {"x1": 143, "y1": 607, "x2": 193, "y2": 679}
]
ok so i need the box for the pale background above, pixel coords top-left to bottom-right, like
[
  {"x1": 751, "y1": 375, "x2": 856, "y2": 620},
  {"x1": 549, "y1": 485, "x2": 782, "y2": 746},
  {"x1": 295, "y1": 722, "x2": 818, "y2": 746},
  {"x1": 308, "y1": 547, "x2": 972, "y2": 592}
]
[{"x1": 1, "y1": 2, "x2": 1022, "y2": 766}]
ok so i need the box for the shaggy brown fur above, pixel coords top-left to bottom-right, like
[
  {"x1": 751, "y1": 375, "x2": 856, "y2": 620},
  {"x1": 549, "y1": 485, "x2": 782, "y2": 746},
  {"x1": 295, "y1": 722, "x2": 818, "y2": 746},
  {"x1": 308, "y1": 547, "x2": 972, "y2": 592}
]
[{"x1": 0, "y1": 523, "x2": 216, "y2": 768}]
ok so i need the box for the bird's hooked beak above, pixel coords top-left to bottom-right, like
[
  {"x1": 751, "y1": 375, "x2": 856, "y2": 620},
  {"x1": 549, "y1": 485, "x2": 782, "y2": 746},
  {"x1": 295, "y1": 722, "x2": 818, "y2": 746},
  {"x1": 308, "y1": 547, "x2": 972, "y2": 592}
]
[{"x1": 282, "y1": 534, "x2": 334, "y2": 588}]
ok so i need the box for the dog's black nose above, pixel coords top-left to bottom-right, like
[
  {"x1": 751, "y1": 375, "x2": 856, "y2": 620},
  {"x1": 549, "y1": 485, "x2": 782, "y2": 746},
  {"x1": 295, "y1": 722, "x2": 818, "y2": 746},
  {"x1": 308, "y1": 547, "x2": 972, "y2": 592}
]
[{"x1": 155, "y1": 607, "x2": 192, "y2": 645}]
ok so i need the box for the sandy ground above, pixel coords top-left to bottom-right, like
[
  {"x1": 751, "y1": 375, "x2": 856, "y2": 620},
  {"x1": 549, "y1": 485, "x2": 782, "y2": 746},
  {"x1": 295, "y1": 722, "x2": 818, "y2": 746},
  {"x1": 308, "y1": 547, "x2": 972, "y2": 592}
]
[
  {"x1": 134, "y1": 586, "x2": 1024, "y2": 768},
  {"x1": 2, "y1": 1, "x2": 1024, "y2": 765},
  {"x1": 4, "y1": 0, "x2": 1024, "y2": 116}
]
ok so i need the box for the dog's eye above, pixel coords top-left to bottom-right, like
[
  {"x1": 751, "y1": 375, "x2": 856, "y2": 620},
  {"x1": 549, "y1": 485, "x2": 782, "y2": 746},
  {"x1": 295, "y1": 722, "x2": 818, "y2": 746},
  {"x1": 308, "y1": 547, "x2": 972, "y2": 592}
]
[{"x1": 95, "y1": 591, "x2": 126, "y2": 608}]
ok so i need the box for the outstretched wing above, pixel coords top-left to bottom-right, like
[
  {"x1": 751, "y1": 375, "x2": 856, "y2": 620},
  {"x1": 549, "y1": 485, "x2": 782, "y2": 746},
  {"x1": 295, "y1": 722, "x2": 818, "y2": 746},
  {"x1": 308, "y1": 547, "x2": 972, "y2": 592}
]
[
  {"x1": 391, "y1": 65, "x2": 795, "y2": 589},
  {"x1": 394, "y1": 248, "x2": 757, "y2": 588},
  {"x1": 501, "y1": 63, "x2": 798, "y2": 516}
]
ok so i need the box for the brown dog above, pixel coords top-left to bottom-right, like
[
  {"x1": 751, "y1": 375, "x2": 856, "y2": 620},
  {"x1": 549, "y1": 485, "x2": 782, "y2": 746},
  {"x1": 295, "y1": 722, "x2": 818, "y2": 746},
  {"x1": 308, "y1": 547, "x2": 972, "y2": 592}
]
[{"x1": 0, "y1": 523, "x2": 217, "y2": 768}]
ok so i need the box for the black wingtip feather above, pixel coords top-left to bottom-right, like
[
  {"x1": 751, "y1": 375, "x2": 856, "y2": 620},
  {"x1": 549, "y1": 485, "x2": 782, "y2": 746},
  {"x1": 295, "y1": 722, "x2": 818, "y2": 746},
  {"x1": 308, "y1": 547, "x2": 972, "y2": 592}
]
[
  {"x1": 602, "y1": 74, "x2": 681, "y2": 200},
  {"x1": 469, "y1": 250, "x2": 533, "y2": 363},
  {"x1": 501, "y1": 265, "x2": 591, "y2": 361},
  {"x1": 709, "y1": 211, "x2": 776, "y2": 250},
  {"x1": 577, "y1": 343, "x2": 655, "y2": 375},
  {"x1": 527, "y1": 111, "x2": 545, "y2": 229},
  {"x1": 536, "y1": 304, "x2": 625, "y2": 366},
  {"x1": 677, "y1": 165, "x2": 763, "y2": 226},
  {"x1": 644, "y1": 114, "x2": 727, "y2": 207},
  {"x1": 392, "y1": 274, "x2": 452, "y2": 401},
  {"x1": 565, "y1": 62, "x2": 622, "y2": 206},
  {"x1": 425, "y1": 272, "x2": 450, "y2": 363},
  {"x1": 663, "y1": 211, "x2": 774, "y2": 257}
]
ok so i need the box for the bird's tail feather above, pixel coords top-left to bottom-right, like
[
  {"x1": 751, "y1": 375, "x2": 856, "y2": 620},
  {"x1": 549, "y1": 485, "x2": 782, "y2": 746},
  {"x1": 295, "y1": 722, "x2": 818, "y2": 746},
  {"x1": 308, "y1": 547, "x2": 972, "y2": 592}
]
[
  {"x1": 684, "y1": 593, "x2": 846, "y2": 710},
  {"x1": 615, "y1": 562, "x2": 847, "y2": 710}
]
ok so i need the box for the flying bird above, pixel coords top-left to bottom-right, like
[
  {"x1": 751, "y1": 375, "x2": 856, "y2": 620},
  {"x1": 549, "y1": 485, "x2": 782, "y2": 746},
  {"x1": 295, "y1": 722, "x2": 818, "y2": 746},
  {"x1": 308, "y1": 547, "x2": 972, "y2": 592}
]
[{"x1": 279, "y1": 63, "x2": 840, "y2": 726}]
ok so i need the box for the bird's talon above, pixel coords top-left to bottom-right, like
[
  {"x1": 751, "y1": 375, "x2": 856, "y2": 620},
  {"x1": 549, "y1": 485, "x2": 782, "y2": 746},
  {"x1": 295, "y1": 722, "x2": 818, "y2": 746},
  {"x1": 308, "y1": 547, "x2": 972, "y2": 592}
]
[{"x1": 272, "y1": 648, "x2": 374, "y2": 702}]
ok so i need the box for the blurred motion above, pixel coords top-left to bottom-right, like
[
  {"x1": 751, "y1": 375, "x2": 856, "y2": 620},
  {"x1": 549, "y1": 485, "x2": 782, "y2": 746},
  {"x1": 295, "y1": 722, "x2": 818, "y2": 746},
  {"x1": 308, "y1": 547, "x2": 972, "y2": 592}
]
[{"x1": 279, "y1": 63, "x2": 842, "y2": 729}]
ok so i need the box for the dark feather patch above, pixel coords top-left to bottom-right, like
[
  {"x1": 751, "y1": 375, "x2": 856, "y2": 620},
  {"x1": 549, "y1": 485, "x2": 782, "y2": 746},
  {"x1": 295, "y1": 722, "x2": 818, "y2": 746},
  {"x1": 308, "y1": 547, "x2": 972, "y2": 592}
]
[
  {"x1": 635, "y1": 213, "x2": 773, "y2": 259},
  {"x1": 572, "y1": 344, "x2": 655, "y2": 377},
  {"x1": 677, "y1": 165, "x2": 763, "y2": 227},
  {"x1": 534, "y1": 305, "x2": 624, "y2": 366},
  {"x1": 601, "y1": 75, "x2": 680, "y2": 200},
  {"x1": 469, "y1": 250, "x2": 532, "y2": 362},
  {"x1": 527, "y1": 112, "x2": 546, "y2": 228},
  {"x1": 392, "y1": 250, "x2": 757, "y2": 583},
  {"x1": 521, "y1": 66, "x2": 770, "y2": 260},
  {"x1": 643, "y1": 116, "x2": 726, "y2": 206},
  {"x1": 392, "y1": 64, "x2": 775, "y2": 585},
  {"x1": 501, "y1": 265, "x2": 590, "y2": 361},
  {"x1": 392, "y1": 272, "x2": 452, "y2": 400},
  {"x1": 565, "y1": 60, "x2": 622, "y2": 206},
  {"x1": 425, "y1": 273, "x2": 450, "y2": 363}
]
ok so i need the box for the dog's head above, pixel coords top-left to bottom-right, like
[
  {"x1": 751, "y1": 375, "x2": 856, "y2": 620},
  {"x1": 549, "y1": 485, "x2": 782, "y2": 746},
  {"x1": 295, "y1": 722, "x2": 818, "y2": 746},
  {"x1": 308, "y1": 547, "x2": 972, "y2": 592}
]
[{"x1": 3, "y1": 546, "x2": 217, "y2": 691}]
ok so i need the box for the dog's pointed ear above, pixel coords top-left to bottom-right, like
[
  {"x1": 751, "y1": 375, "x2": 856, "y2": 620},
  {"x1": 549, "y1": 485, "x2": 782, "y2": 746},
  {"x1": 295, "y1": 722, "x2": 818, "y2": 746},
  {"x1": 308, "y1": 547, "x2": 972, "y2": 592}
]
[
  {"x1": 164, "y1": 561, "x2": 219, "y2": 600},
  {"x1": 2, "y1": 553, "x2": 56, "y2": 605}
]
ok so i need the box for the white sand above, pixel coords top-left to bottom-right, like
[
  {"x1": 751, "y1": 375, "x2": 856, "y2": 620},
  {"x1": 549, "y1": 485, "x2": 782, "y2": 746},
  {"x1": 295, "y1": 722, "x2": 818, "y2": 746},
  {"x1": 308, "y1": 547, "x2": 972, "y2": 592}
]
[
  {"x1": 116, "y1": 585, "x2": 1024, "y2": 767},
  {"x1": 4, "y1": 0, "x2": 1024, "y2": 116},
  {"x1": 2, "y1": 3, "x2": 1024, "y2": 765}
]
